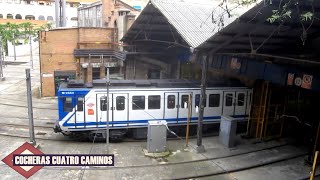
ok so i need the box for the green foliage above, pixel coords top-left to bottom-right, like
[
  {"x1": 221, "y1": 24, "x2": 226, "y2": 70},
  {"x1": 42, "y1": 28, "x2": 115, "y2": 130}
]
[
  {"x1": 300, "y1": 12, "x2": 313, "y2": 21},
  {"x1": 238, "y1": 0, "x2": 258, "y2": 6},
  {"x1": 265, "y1": 0, "x2": 314, "y2": 24},
  {"x1": 0, "y1": 22, "x2": 52, "y2": 54}
]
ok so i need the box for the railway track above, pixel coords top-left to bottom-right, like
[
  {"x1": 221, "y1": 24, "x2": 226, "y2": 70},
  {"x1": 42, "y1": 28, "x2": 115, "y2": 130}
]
[
  {"x1": 0, "y1": 122, "x2": 53, "y2": 129},
  {"x1": 0, "y1": 122, "x2": 309, "y2": 179},
  {"x1": 36, "y1": 143, "x2": 307, "y2": 180},
  {"x1": 0, "y1": 122, "x2": 69, "y2": 141},
  {"x1": 0, "y1": 101, "x2": 57, "y2": 110},
  {"x1": 0, "y1": 96, "x2": 57, "y2": 106}
]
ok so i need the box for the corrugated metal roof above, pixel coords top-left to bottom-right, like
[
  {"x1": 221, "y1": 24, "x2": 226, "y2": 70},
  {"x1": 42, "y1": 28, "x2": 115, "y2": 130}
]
[
  {"x1": 151, "y1": 0, "x2": 221, "y2": 48},
  {"x1": 123, "y1": 0, "x2": 257, "y2": 48}
]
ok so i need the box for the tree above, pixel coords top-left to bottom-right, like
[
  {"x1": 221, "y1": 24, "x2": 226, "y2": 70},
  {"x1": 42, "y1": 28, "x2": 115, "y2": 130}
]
[
  {"x1": 0, "y1": 22, "x2": 52, "y2": 55},
  {"x1": 212, "y1": 0, "x2": 316, "y2": 45}
]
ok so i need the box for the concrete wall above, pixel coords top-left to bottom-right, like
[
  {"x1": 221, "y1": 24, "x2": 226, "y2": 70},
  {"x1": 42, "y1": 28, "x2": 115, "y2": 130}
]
[{"x1": 39, "y1": 27, "x2": 115, "y2": 97}]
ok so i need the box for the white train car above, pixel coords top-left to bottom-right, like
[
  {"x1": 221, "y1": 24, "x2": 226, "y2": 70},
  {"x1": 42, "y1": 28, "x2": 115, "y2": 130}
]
[{"x1": 55, "y1": 79, "x2": 252, "y2": 139}]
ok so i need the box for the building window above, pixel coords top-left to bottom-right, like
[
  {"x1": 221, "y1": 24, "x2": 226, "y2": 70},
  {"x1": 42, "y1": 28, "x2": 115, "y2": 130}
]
[
  {"x1": 181, "y1": 95, "x2": 189, "y2": 108},
  {"x1": 47, "y1": 16, "x2": 54, "y2": 21},
  {"x1": 226, "y1": 93, "x2": 233, "y2": 107},
  {"x1": 15, "y1": 14, "x2": 22, "y2": 19},
  {"x1": 71, "y1": 17, "x2": 78, "y2": 21},
  {"x1": 7, "y1": 14, "x2": 13, "y2": 19},
  {"x1": 38, "y1": 15, "x2": 45, "y2": 20},
  {"x1": 0, "y1": 14, "x2": 3, "y2": 19},
  {"x1": 237, "y1": 93, "x2": 245, "y2": 106},
  {"x1": 63, "y1": 97, "x2": 73, "y2": 112},
  {"x1": 116, "y1": 96, "x2": 125, "y2": 111},
  {"x1": 167, "y1": 95, "x2": 175, "y2": 109},
  {"x1": 92, "y1": 67, "x2": 100, "y2": 80},
  {"x1": 132, "y1": 96, "x2": 145, "y2": 110},
  {"x1": 106, "y1": 67, "x2": 120, "y2": 75},
  {"x1": 195, "y1": 94, "x2": 206, "y2": 107},
  {"x1": 25, "y1": 15, "x2": 35, "y2": 20},
  {"x1": 209, "y1": 94, "x2": 220, "y2": 107},
  {"x1": 148, "y1": 95, "x2": 160, "y2": 109},
  {"x1": 77, "y1": 97, "x2": 84, "y2": 111},
  {"x1": 100, "y1": 96, "x2": 107, "y2": 111},
  {"x1": 148, "y1": 69, "x2": 160, "y2": 79}
]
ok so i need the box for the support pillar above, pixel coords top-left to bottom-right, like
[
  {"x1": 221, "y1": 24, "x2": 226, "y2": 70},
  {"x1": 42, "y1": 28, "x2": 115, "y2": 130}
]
[
  {"x1": 197, "y1": 55, "x2": 208, "y2": 153},
  {"x1": 100, "y1": 65, "x2": 105, "y2": 79},
  {"x1": 87, "y1": 65, "x2": 93, "y2": 83}
]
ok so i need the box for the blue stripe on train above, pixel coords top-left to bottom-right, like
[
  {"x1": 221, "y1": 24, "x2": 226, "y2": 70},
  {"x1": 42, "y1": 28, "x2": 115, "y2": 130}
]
[{"x1": 61, "y1": 115, "x2": 247, "y2": 128}]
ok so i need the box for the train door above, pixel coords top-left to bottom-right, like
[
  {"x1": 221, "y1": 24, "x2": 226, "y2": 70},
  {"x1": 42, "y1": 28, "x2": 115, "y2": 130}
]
[
  {"x1": 97, "y1": 94, "x2": 112, "y2": 127},
  {"x1": 112, "y1": 94, "x2": 128, "y2": 127},
  {"x1": 222, "y1": 91, "x2": 235, "y2": 116},
  {"x1": 178, "y1": 92, "x2": 192, "y2": 123},
  {"x1": 205, "y1": 91, "x2": 223, "y2": 118},
  {"x1": 75, "y1": 96, "x2": 85, "y2": 127},
  {"x1": 234, "y1": 91, "x2": 247, "y2": 115},
  {"x1": 164, "y1": 92, "x2": 178, "y2": 121}
]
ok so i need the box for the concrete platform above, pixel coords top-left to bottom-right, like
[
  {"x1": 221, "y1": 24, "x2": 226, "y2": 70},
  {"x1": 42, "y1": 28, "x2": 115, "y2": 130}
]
[{"x1": 0, "y1": 134, "x2": 317, "y2": 180}]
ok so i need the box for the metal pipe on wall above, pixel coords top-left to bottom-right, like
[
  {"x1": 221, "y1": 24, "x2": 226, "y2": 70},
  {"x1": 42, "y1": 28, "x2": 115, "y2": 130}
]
[
  {"x1": 54, "y1": 0, "x2": 60, "y2": 27},
  {"x1": 61, "y1": 0, "x2": 66, "y2": 27}
]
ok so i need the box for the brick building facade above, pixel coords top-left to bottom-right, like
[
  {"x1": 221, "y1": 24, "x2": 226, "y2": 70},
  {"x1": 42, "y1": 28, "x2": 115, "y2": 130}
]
[{"x1": 39, "y1": 27, "x2": 117, "y2": 97}]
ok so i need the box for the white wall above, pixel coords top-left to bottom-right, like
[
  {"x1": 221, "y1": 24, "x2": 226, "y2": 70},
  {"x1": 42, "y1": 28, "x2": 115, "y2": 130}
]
[
  {"x1": 7, "y1": 38, "x2": 38, "y2": 57},
  {"x1": 0, "y1": 1, "x2": 81, "y2": 27}
]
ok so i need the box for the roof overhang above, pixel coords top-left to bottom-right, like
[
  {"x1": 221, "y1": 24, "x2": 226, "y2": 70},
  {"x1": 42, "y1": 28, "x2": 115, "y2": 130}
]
[
  {"x1": 197, "y1": 0, "x2": 320, "y2": 66},
  {"x1": 74, "y1": 49, "x2": 126, "y2": 61}
]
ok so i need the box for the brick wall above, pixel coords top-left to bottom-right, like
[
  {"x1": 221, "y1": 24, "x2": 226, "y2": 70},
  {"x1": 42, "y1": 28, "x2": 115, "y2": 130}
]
[{"x1": 39, "y1": 27, "x2": 115, "y2": 97}]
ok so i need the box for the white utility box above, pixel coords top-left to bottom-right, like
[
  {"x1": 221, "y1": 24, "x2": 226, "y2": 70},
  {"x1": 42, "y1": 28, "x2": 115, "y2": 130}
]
[
  {"x1": 147, "y1": 120, "x2": 167, "y2": 153},
  {"x1": 219, "y1": 116, "x2": 237, "y2": 148}
]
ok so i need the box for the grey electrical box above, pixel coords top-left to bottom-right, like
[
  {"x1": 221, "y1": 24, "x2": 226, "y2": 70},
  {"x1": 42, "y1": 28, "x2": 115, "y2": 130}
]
[
  {"x1": 147, "y1": 120, "x2": 167, "y2": 153},
  {"x1": 219, "y1": 116, "x2": 237, "y2": 148}
]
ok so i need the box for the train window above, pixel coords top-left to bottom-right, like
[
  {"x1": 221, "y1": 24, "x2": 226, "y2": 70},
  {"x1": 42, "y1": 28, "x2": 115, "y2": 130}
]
[
  {"x1": 148, "y1": 95, "x2": 161, "y2": 109},
  {"x1": 195, "y1": 94, "x2": 206, "y2": 107},
  {"x1": 132, "y1": 96, "x2": 145, "y2": 110},
  {"x1": 167, "y1": 95, "x2": 175, "y2": 109},
  {"x1": 100, "y1": 97, "x2": 107, "y2": 111},
  {"x1": 63, "y1": 97, "x2": 73, "y2": 112},
  {"x1": 226, "y1": 93, "x2": 233, "y2": 107},
  {"x1": 209, "y1": 94, "x2": 220, "y2": 107},
  {"x1": 181, "y1": 95, "x2": 189, "y2": 108},
  {"x1": 238, "y1": 93, "x2": 245, "y2": 106},
  {"x1": 77, "y1": 97, "x2": 84, "y2": 111},
  {"x1": 116, "y1": 96, "x2": 125, "y2": 110}
]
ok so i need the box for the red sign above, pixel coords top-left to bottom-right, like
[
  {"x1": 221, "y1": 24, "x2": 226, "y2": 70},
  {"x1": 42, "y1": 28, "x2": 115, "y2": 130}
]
[
  {"x1": 287, "y1": 73, "x2": 294, "y2": 85},
  {"x1": 301, "y1": 74, "x2": 313, "y2": 89},
  {"x1": 2, "y1": 142, "x2": 44, "y2": 179},
  {"x1": 230, "y1": 57, "x2": 241, "y2": 70}
]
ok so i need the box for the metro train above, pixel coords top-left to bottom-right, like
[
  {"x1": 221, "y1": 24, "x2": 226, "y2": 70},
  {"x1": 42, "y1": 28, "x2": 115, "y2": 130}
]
[{"x1": 54, "y1": 79, "x2": 252, "y2": 140}]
